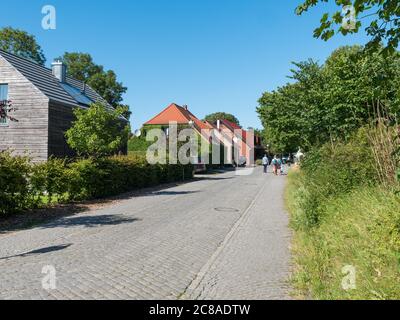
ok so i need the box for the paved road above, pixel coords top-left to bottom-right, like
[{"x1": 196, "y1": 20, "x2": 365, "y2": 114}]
[{"x1": 0, "y1": 167, "x2": 291, "y2": 300}]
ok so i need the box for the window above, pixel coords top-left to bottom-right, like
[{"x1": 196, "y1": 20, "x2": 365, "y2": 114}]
[{"x1": 0, "y1": 84, "x2": 8, "y2": 125}]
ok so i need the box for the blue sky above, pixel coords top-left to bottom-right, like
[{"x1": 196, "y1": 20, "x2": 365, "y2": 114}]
[{"x1": 3, "y1": 0, "x2": 370, "y2": 130}]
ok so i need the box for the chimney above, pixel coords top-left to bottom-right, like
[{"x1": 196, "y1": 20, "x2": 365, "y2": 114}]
[
  {"x1": 182, "y1": 104, "x2": 188, "y2": 110},
  {"x1": 217, "y1": 120, "x2": 221, "y2": 130},
  {"x1": 51, "y1": 60, "x2": 66, "y2": 82}
]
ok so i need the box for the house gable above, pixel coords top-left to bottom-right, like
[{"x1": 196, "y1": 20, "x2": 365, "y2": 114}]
[
  {"x1": 145, "y1": 103, "x2": 192, "y2": 125},
  {"x1": 144, "y1": 103, "x2": 215, "y2": 143},
  {"x1": 0, "y1": 49, "x2": 114, "y2": 110},
  {"x1": 0, "y1": 54, "x2": 50, "y2": 161}
]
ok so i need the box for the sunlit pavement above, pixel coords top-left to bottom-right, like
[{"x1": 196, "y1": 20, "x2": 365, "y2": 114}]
[{"x1": 0, "y1": 167, "x2": 291, "y2": 300}]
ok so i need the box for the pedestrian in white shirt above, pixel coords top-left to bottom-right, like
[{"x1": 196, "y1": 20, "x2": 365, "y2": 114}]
[{"x1": 262, "y1": 155, "x2": 269, "y2": 174}]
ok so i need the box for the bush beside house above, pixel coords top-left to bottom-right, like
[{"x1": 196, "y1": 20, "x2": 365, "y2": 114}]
[
  {"x1": 0, "y1": 151, "x2": 193, "y2": 216},
  {"x1": 128, "y1": 135, "x2": 153, "y2": 158},
  {"x1": 0, "y1": 152, "x2": 32, "y2": 215},
  {"x1": 0, "y1": 102, "x2": 194, "y2": 217}
]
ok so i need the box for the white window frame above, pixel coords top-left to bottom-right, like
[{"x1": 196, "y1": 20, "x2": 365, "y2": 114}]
[{"x1": 0, "y1": 84, "x2": 9, "y2": 126}]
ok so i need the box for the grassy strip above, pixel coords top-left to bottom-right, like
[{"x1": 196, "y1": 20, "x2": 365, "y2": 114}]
[{"x1": 286, "y1": 169, "x2": 400, "y2": 300}]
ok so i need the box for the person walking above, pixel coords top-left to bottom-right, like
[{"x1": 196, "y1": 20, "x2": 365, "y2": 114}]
[
  {"x1": 262, "y1": 154, "x2": 269, "y2": 173},
  {"x1": 280, "y1": 158, "x2": 285, "y2": 175},
  {"x1": 271, "y1": 155, "x2": 278, "y2": 176}
]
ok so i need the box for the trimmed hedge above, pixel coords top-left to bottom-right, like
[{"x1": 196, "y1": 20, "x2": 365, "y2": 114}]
[
  {"x1": 0, "y1": 151, "x2": 193, "y2": 216},
  {"x1": 0, "y1": 152, "x2": 31, "y2": 215},
  {"x1": 66, "y1": 156, "x2": 193, "y2": 200}
]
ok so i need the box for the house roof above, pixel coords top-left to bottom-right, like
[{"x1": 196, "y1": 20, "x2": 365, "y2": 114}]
[
  {"x1": 145, "y1": 103, "x2": 212, "y2": 129},
  {"x1": 144, "y1": 103, "x2": 214, "y2": 140},
  {"x1": 184, "y1": 109, "x2": 214, "y2": 131},
  {"x1": 145, "y1": 103, "x2": 193, "y2": 125},
  {"x1": 0, "y1": 49, "x2": 111, "y2": 109},
  {"x1": 221, "y1": 119, "x2": 242, "y2": 130},
  {"x1": 219, "y1": 119, "x2": 248, "y2": 143}
]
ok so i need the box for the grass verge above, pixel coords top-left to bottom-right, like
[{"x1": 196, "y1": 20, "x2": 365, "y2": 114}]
[{"x1": 286, "y1": 169, "x2": 400, "y2": 300}]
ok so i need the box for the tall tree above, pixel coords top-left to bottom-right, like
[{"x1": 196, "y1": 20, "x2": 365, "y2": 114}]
[
  {"x1": 58, "y1": 52, "x2": 102, "y2": 81},
  {"x1": 257, "y1": 46, "x2": 400, "y2": 152},
  {"x1": 296, "y1": 0, "x2": 400, "y2": 54},
  {"x1": 59, "y1": 52, "x2": 131, "y2": 120},
  {"x1": 0, "y1": 27, "x2": 46, "y2": 65},
  {"x1": 204, "y1": 112, "x2": 241, "y2": 126}
]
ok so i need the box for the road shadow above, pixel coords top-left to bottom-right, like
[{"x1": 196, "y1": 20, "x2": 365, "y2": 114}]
[
  {"x1": 146, "y1": 190, "x2": 199, "y2": 196},
  {"x1": 0, "y1": 244, "x2": 72, "y2": 260},
  {"x1": 41, "y1": 214, "x2": 140, "y2": 230},
  {"x1": 0, "y1": 204, "x2": 89, "y2": 236},
  {"x1": 192, "y1": 176, "x2": 234, "y2": 181}
]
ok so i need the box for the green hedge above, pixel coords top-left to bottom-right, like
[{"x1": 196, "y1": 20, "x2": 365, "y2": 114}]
[
  {"x1": 128, "y1": 136, "x2": 152, "y2": 153},
  {"x1": 66, "y1": 156, "x2": 193, "y2": 200},
  {"x1": 0, "y1": 151, "x2": 193, "y2": 216},
  {"x1": 0, "y1": 152, "x2": 32, "y2": 215}
]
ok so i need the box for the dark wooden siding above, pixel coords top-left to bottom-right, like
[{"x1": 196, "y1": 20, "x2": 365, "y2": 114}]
[
  {"x1": 48, "y1": 102, "x2": 76, "y2": 158},
  {"x1": 48, "y1": 103, "x2": 128, "y2": 158},
  {"x1": 0, "y1": 55, "x2": 49, "y2": 162}
]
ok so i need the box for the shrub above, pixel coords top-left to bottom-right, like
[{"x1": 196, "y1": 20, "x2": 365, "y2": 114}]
[
  {"x1": 66, "y1": 155, "x2": 194, "y2": 200},
  {"x1": 30, "y1": 157, "x2": 69, "y2": 203},
  {"x1": 66, "y1": 158, "x2": 110, "y2": 200},
  {"x1": 287, "y1": 126, "x2": 400, "y2": 299},
  {"x1": 296, "y1": 128, "x2": 378, "y2": 228},
  {"x1": 0, "y1": 152, "x2": 194, "y2": 216},
  {"x1": 66, "y1": 102, "x2": 129, "y2": 157},
  {"x1": 128, "y1": 136, "x2": 152, "y2": 153},
  {"x1": 0, "y1": 151, "x2": 32, "y2": 215}
]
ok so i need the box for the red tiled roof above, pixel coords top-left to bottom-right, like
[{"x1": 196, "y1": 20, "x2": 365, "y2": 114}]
[
  {"x1": 221, "y1": 119, "x2": 242, "y2": 130},
  {"x1": 144, "y1": 103, "x2": 192, "y2": 125},
  {"x1": 144, "y1": 103, "x2": 212, "y2": 140}
]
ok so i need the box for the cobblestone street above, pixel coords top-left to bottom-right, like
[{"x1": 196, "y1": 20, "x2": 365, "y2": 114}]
[{"x1": 0, "y1": 168, "x2": 291, "y2": 300}]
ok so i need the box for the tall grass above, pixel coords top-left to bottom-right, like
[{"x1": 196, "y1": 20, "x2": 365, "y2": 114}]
[
  {"x1": 367, "y1": 103, "x2": 399, "y2": 188},
  {"x1": 287, "y1": 170, "x2": 400, "y2": 300},
  {"x1": 286, "y1": 124, "x2": 400, "y2": 300}
]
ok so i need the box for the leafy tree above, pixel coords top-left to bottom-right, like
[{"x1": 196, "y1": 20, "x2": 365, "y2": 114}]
[
  {"x1": 0, "y1": 27, "x2": 46, "y2": 65},
  {"x1": 257, "y1": 59, "x2": 326, "y2": 152},
  {"x1": 57, "y1": 52, "x2": 102, "y2": 81},
  {"x1": 87, "y1": 69, "x2": 127, "y2": 107},
  {"x1": 257, "y1": 45, "x2": 400, "y2": 152},
  {"x1": 66, "y1": 102, "x2": 129, "y2": 157},
  {"x1": 59, "y1": 52, "x2": 131, "y2": 120},
  {"x1": 204, "y1": 112, "x2": 240, "y2": 126},
  {"x1": 296, "y1": 0, "x2": 400, "y2": 54}
]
